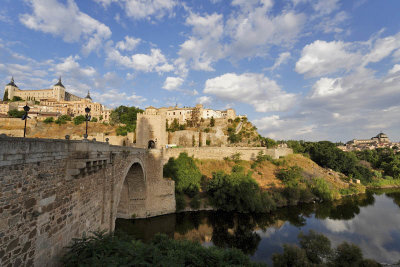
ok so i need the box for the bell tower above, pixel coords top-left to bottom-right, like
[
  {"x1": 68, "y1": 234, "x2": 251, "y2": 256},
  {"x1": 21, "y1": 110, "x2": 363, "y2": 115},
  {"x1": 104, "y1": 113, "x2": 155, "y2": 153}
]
[{"x1": 52, "y1": 77, "x2": 66, "y2": 101}]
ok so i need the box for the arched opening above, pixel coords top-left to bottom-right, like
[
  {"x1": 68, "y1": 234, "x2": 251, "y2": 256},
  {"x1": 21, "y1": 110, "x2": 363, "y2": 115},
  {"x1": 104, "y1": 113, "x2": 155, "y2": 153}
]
[
  {"x1": 148, "y1": 140, "x2": 156, "y2": 149},
  {"x1": 117, "y1": 162, "x2": 147, "y2": 219}
]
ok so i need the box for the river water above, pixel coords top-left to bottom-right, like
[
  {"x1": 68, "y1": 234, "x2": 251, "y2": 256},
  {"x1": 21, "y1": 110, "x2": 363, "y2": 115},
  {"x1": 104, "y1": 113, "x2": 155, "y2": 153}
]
[{"x1": 115, "y1": 189, "x2": 400, "y2": 265}]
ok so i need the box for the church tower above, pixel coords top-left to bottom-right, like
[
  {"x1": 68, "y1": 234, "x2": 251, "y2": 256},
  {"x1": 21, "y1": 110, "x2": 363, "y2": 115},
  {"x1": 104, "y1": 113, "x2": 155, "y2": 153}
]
[
  {"x1": 4, "y1": 77, "x2": 18, "y2": 100},
  {"x1": 52, "y1": 77, "x2": 66, "y2": 101}
]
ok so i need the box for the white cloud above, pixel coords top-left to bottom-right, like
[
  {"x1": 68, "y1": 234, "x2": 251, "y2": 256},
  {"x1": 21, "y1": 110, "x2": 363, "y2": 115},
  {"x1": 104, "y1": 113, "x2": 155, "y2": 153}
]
[
  {"x1": 162, "y1": 76, "x2": 184, "y2": 90},
  {"x1": 363, "y1": 32, "x2": 400, "y2": 64},
  {"x1": 20, "y1": 0, "x2": 112, "y2": 54},
  {"x1": 178, "y1": 12, "x2": 224, "y2": 71},
  {"x1": 106, "y1": 46, "x2": 173, "y2": 73},
  {"x1": 296, "y1": 40, "x2": 361, "y2": 77},
  {"x1": 310, "y1": 77, "x2": 344, "y2": 98},
  {"x1": 268, "y1": 52, "x2": 291, "y2": 71},
  {"x1": 204, "y1": 73, "x2": 296, "y2": 112},
  {"x1": 226, "y1": 2, "x2": 306, "y2": 59},
  {"x1": 54, "y1": 55, "x2": 96, "y2": 77},
  {"x1": 115, "y1": 36, "x2": 141, "y2": 51},
  {"x1": 389, "y1": 64, "x2": 400, "y2": 74},
  {"x1": 94, "y1": 0, "x2": 176, "y2": 20},
  {"x1": 196, "y1": 96, "x2": 212, "y2": 105},
  {"x1": 93, "y1": 89, "x2": 146, "y2": 107}
]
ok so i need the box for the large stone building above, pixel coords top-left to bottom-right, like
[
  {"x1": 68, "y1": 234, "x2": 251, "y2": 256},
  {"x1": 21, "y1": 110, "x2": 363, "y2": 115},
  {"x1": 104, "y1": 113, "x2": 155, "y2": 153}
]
[
  {"x1": 144, "y1": 104, "x2": 236, "y2": 125},
  {"x1": 340, "y1": 132, "x2": 398, "y2": 151},
  {"x1": 2, "y1": 77, "x2": 112, "y2": 121}
]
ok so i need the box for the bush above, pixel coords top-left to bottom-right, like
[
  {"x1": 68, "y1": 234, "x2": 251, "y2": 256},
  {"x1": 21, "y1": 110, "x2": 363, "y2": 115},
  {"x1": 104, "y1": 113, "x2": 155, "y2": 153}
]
[
  {"x1": 175, "y1": 193, "x2": 186, "y2": 211},
  {"x1": 91, "y1": 117, "x2": 98, "y2": 122},
  {"x1": 43, "y1": 117, "x2": 54, "y2": 124},
  {"x1": 59, "y1": 115, "x2": 71, "y2": 121},
  {"x1": 163, "y1": 153, "x2": 202, "y2": 196},
  {"x1": 209, "y1": 116, "x2": 215, "y2": 127},
  {"x1": 7, "y1": 109, "x2": 25, "y2": 118},
  {"x1": 206, "y1": 167, "x2": 276, "y2": 213},
  {"x1": 189, "y1": 194, "x2": 201, "y2": 209},
  {"x1": 310, "y1": 177, "x2": 335, "y2": 201},
  {"x1": 276, "y1": 166, "x2": 303, "y2": 186},
  {"x1": 206, "y1": 139, "x2": 211, "y2": 146},
  {"x1": 73, "y1": 115, "x2": 86, "y2": 125},
  {"x1": 62, "y1": 232, "x2": 265, "y2": 267},
  {"x1": 272, "y1": 231, "x2": 381, "y2": 267}
]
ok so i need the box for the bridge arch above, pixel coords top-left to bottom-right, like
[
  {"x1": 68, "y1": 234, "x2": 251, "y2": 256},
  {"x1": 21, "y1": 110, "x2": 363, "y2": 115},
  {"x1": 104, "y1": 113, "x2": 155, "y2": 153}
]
[{"x1": 116, "y1": 158, "x2": 147, "y2": 219}]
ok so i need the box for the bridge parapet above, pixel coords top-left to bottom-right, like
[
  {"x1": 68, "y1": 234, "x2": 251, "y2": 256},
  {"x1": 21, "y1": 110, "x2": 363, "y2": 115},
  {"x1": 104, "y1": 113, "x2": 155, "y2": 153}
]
[{"x1": 0, "y1": 136, "x2": 175, "y2": 266}]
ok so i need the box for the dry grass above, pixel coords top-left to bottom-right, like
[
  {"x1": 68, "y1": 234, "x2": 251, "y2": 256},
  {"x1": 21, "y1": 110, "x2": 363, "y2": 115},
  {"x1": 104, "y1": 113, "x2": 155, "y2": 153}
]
[{"x1": 194, "y1": 153, "x2": 355, "y2": 192}]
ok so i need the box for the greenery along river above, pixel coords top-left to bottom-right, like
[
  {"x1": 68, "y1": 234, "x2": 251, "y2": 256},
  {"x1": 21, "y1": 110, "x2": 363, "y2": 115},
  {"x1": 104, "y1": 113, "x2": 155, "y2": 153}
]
[{"x1": 115, "y1": 189, "x2": 400, "y2": 265}]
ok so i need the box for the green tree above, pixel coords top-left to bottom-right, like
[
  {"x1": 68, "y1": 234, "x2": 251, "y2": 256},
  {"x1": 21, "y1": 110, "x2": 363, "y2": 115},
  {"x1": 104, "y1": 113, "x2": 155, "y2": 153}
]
[
  {"x1": 209, "y1": 116, "x2": 215, "y2": 127},
  {"x1": 3, "y1": 89, "x2": 8, "y2": 101},
  {"x1": 330, "y1": 242, "x2": 363, "y2": 267},
  {"x1": 11, "y1": 96, "x2": 23, "y2": 102},
  {"x1": 73, "y1": 115, "x2": 86, "y2": 125},
  {"x1": 207, "y1": 166, "x2": 276, "y2": 213},
  {"x1": 298, "y1": 230, "x2": 332, "y2": 264},
  {"x1": 43, "y1": 117, "x2": 54, "y2": 124},
  {"x1": 91, "y1": 117, "x2": 98, "y2": 122},
  {"x1": 163, "y1": 153, "x2": 202, "y2": 196},
  {"x1": 99, "y1": 115, "x2": 103, "y2": 121},
  {"x1": 272, "y1": 244, "x2": 310, "y2": 267},
  {"x1": 7, "y1": 109, "x2": 25, "y2": 118}
]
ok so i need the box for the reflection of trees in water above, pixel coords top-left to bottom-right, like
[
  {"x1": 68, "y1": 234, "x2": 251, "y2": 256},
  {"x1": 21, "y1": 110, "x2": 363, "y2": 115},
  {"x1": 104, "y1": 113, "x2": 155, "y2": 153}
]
[
  {"x1": 385, "y1": 191, "x2": 400, "y2": 207},
  {"x1": 208, "y1": 213, "x2": 261, "y2": 255},
  {"x1": 175, "y1": 212, "x2": 203, "y2": 235},
  {"x1": 315, "y1": 192, "x2": 375, "y2": 220}
]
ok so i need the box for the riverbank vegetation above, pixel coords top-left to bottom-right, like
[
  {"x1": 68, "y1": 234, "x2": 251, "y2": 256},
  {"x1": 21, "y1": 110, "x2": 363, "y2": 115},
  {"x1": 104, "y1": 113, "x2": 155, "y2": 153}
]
[
  {"x1": 61, "y1": 229, "x2": 381, "y2": 266},
  {"x1": 163, "y1": 151, "x2": 364, "y2": 212},
  {"x1": 61, "y1": 232, "x2": 265, "y2": 267},
  {"x1": 272, "y1": 230, "x2": 381, "y2": 266},
  {"x1": 286, "y1": 140, "x2": 400, "y2": 188}
]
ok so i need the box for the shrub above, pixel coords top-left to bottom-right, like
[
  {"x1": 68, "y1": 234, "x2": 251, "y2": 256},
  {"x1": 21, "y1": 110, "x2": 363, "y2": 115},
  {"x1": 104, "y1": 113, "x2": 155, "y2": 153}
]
[
  {"x1": 206, "y1": 139, "x2": 211, "y2": 146},
  {"x1": 91, "y1": 117, "x2": 98, "y2": 122},
  {"x1": 73, "y1": 115, "x2": 86, "y2": 125},
  {"x1": 61, "y1": 232, "x2": 265, "y2": 267},
  {"x1": 43, "y1": 117, "x2": 54, "y2": 124},
  {"x1": 189, "y1": 194, "x2": 201, "y2": 209},
  {"x1": 59, "y1": 115, "x2": 71, "y2": 121},
  {"x1": 7, "y1": 109, "x2": 25, "y2": 118},
  {"x1": 310, "y1": 177, "x2": 335, "y2": 201},
  {"x1": 276, "y1": 166, "x2": 303, "y2": 185},
  {"x1": 230, "y1": 153, "x2": 241, "y2": 163},
  {"x1": 203, "y1": 128, "x2": 210, "y2": 133},
  {"x1": 175, "y1": 193, "x2": 186, "y2": 211},
  {"x1": 207, "y1": 167, "x2": 276, "y2": 213},
  {"x1": 209, "y1": 116, "x2": 215, "y2": 127},
  {"x1": 163, "y1": 153, "x2": 202, "y2": 196}
]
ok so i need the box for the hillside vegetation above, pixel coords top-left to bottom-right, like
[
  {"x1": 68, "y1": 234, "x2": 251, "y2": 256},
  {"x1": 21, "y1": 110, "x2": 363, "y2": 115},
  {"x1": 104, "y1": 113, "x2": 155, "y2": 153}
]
[{"x1": 164, "y1": 151, "x2": 364, "y2": 213}]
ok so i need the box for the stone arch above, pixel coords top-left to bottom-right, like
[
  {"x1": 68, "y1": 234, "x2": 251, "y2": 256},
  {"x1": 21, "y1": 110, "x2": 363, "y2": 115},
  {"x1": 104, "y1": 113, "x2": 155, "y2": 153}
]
[{"x1": 116, "y1": 159, "x2": 147, "y2": 219}]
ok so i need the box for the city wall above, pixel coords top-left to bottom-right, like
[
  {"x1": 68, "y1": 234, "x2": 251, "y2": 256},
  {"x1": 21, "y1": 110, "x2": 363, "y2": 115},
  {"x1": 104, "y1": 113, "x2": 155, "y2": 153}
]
[
  {"x1": 162, "y1": 147, "x2": 293, "y2": 162},
  {"x1": 0, "y1": 136, "x2": 175, "y2": 266}
]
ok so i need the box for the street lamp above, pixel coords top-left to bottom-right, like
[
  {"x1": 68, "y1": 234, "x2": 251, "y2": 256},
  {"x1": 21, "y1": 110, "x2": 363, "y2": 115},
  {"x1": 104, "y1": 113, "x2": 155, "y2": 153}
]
[
  {"x1": 84, "y1": 107, "x2": 91, "y2": 139},
  {"x1": 22, "y1": 105, "x2": 30, "y2": 138}
]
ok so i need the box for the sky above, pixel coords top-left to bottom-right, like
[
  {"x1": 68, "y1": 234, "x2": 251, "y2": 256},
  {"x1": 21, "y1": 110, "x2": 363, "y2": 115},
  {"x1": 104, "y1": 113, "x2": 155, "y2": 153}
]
[{"x1": 1, "y1": 0, "x2": 400, "y2": 142}]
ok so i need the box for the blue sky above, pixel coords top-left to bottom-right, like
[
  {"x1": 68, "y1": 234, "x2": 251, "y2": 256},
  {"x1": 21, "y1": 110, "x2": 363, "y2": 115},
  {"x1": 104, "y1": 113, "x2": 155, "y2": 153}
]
[{"x1": 1, "y1": 0, "x2": 400, "y2": 142}]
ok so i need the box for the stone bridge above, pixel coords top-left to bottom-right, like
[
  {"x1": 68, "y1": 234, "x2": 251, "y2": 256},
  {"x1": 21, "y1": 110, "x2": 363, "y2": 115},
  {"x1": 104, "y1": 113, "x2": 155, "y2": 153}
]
[{"x1": 0, "y1": 136, "x2": 175, "y2": 266}]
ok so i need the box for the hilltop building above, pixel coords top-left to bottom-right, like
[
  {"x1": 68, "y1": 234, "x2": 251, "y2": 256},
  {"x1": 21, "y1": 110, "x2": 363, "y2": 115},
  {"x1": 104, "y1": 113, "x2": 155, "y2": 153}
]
[
  {"x1": 340, "y1": 132, "x2": 398, "y2": 151},
  {"x1": 1, "y1": 77, "x2": 111, "y2": 121},
  {"x1": 144, "y1": 104, "x2": 236, "y2": 125}
]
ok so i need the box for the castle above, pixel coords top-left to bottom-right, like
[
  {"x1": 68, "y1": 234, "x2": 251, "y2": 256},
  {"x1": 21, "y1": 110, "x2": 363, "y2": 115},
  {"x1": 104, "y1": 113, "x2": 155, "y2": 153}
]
[
  {"x1": 1, "y1": 77, "x2": 111, "y2": 121},
  {"x1": 144, "y1": 104, "x2": 236, "y2": 125},
  {"x1": 339, "y1": 132, "x2": 398, "y2": 151}
]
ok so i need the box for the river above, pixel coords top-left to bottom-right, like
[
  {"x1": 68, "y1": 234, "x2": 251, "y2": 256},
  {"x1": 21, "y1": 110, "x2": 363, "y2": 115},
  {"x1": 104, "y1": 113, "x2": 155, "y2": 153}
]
[{"x1": 115, "y1": 189, "x2": 400, "y2": 265}]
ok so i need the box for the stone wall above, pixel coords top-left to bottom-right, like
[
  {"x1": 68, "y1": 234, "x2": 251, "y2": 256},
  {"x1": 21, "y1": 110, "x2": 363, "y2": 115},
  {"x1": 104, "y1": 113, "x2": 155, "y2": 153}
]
[
  {"x1": 168, "y1": 130, "x2": 227, "y2": 147},
  {"x1": 0, "y1": 136, "x2": 175, "y2": 266},
  {"x1": 136, "y1": 113, "x2": 167, "y2": 149},
  {"x1": 163, "y1": 147, "x2": 293, "y2": 163}
]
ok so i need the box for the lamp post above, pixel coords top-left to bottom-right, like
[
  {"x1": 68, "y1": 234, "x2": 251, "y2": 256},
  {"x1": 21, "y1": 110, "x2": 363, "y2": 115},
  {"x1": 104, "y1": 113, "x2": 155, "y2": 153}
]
[
  {"x1": 22, "y1": 105, "x2": 30, "y2": 138},
  {"x1": 84, "y1": 107, "x2": 91, "y2": 139}
]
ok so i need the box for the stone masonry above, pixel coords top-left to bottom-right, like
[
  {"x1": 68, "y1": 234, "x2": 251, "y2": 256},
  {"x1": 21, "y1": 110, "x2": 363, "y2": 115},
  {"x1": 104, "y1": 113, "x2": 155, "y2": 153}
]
[{"x1": 0, "y1": 136, "x2": 175, "y2": 266}]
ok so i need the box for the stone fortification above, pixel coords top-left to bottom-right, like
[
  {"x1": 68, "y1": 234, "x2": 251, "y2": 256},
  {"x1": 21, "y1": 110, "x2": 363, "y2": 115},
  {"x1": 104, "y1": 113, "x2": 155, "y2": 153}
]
[
  {"x1": 0, "y1": 136, "x2": 175, "y2": 266},
  {"x1": 168, "y1": 130, "x2": 227, "y2": 147},
  {"x1": 136, "y1": 112, "x2": 167, "y2": 149},
  {"x1": 163, "y1": 147, "x2": 293, "y2": 163}
]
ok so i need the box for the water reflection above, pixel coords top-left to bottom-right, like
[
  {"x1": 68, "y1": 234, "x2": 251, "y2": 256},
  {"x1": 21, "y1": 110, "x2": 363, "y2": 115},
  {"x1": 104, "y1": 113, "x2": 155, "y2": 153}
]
[{"x1": 115, "y1": 189, "x2": 400, "y2": 264}]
